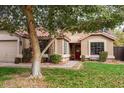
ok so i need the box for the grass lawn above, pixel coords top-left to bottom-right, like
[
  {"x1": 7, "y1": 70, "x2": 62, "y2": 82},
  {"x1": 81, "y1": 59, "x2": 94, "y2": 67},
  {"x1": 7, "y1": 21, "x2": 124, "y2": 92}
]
[
  {"x1": 0, "y1": 67, "x2": 29, "y2": 87},
  {"x1": 1, "y1": 62, "x2": 124, "y2": 87}
]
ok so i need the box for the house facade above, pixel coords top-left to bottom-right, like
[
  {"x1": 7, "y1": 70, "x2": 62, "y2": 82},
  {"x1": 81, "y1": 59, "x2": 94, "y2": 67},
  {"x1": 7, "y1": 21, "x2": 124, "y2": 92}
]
[
  {"x1": 53, "y1": 31, "x2": 115, "y2": 62},
  {"x1": 0, "y1": 29, "x2": 116, "y2": 63},
  {"x1": 0, "y1": 31, "x2": 22, "y2": 62}
]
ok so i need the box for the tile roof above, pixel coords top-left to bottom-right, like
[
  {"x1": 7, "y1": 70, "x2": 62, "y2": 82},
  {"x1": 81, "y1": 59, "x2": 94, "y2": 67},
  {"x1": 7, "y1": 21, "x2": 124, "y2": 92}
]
[
  {"x1": 79, "y1": 32, "x2": 116, "y2": 41},
  {"x1": 64, "y1": 32, "x2": 85, "y2": 43},
  {"x1": 16, "y1": 27, "x2": 70, "y2": 41},
  {"x1": 16, "y1": 27, "x2": 116, "y2": 42},
  {"x1": 16, "y1": 27, "x2": 50, "y2": 38},
  {"x1": 64, "y1": 31, "x2": 116, "y2": 43}
]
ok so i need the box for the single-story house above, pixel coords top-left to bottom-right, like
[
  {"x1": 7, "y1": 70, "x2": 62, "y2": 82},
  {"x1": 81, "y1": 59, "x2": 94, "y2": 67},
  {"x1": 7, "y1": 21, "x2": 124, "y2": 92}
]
[{"x1": 0, "y1": 28, "x2": 116, "y2": 63}]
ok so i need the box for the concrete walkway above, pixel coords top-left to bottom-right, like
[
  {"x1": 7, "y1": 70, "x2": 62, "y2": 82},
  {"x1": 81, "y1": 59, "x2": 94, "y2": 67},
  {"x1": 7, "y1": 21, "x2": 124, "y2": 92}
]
[{"x1": 0, "y1": 61, "x2": 82, "y2": 69}]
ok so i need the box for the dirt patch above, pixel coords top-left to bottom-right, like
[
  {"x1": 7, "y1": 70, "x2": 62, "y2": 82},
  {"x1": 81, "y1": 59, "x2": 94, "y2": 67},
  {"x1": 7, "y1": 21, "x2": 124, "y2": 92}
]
[
  {"x1": 3, "y1": 73, "x2": 48, "y2": 88},
  {"x1": 72, "y1": 62, "x2": 82, "y2": 70}
]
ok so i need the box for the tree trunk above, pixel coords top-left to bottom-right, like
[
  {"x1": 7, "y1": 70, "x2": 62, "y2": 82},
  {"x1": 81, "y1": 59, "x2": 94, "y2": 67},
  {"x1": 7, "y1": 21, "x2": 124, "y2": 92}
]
[{"x1": 23, "y1": 5, "x2": 42, "y2": 77}]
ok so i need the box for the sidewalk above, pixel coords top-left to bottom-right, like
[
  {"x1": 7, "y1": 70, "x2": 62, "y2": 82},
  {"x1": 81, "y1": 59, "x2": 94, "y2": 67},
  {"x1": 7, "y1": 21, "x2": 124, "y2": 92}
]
[{"x1": 0, "y1": 61, "x2": 82, "y2": 69}]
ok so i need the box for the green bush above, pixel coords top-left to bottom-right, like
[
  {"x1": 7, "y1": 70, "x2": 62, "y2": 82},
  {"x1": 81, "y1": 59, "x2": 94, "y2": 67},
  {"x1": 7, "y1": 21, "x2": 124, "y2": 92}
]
[
  {"x1": 99, "y1": 51, "x2": 108, "y2": 62},
  {"x1": 22, "y1": 48, "x2": 32, "y2": 62},
  {"x1": 15, "y1": 57, "x2": 22, "y2": 64},
  {"x1": 50, "y1": 54, "x2": 62, "y2": 64}
]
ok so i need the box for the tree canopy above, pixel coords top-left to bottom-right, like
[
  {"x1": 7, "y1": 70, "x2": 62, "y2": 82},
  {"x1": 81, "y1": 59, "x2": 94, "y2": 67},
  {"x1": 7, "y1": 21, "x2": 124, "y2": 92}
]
[
  {"x1": 0, "y1": 5, "x2": 124, "y2": 34},
  {"x1": 114, "y1": 28, "x2": 124, "y2": 46}
]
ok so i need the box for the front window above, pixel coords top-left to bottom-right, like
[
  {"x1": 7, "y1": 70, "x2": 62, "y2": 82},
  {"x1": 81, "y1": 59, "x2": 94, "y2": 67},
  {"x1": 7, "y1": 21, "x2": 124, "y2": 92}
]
[
  {"x1": 64, "y1": 40, "x2": 68, "y2": 54},
  {"x1": 90, "y1": 42, "x2": 104, "y2": 55}
]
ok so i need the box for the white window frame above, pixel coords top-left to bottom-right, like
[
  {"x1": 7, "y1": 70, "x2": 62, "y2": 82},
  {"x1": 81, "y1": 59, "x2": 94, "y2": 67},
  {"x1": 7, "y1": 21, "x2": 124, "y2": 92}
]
[{"x1": 64, "y1": 40, "x2": 68, "y2": 54}]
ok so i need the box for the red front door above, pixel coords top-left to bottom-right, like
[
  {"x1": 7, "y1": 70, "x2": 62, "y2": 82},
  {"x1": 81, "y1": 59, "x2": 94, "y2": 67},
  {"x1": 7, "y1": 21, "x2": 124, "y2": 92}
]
[{"x1": 75, "y1": 45, "x2": 81, "y2": 60}]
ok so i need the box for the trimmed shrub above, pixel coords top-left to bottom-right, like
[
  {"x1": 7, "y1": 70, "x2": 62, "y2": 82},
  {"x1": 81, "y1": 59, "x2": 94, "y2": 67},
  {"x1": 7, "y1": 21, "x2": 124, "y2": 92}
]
[
  {"x1": 22, "y1": 48, "x2": 32, "y2": 62},
  {"x1": 50, "y1": 54, "x2": 62, "y2": 64},
  {"x1": 81, "y1": 55, "x2": 85, "y2": 62},
  {"x1": 99, "y1": 51, "x2": 108, "y2": 62},
  {"x1": 15, "y1": 57, "x2": 22, "y2": 64}
]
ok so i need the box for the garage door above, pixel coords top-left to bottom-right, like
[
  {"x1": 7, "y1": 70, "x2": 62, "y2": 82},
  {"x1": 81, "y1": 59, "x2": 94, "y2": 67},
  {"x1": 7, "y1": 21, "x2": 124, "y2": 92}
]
[{"x1": 0, "y1": 40, "x2": 17, "y2": 63}]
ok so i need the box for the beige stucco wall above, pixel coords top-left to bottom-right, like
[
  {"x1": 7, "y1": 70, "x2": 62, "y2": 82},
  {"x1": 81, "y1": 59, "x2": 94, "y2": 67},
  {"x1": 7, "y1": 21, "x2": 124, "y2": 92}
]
[
  {"x1": 55, "y1": 38, "x2": 70, "y2": 62},
  {"x1": 22, "y1": 38, "x2": 30, "y2": 49},
  {"x1": 81, "y1": 35, "x2": 115, "y2": 59},
  {"x1": 0, "y1": 31, "x2": 18, "y2": 40},
  {"x1": 0, "y1": 31, "x2": 22, "y2": 62},
  {"x1": 56, "y1": 39, "x2": 63, "y2": 54}
]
